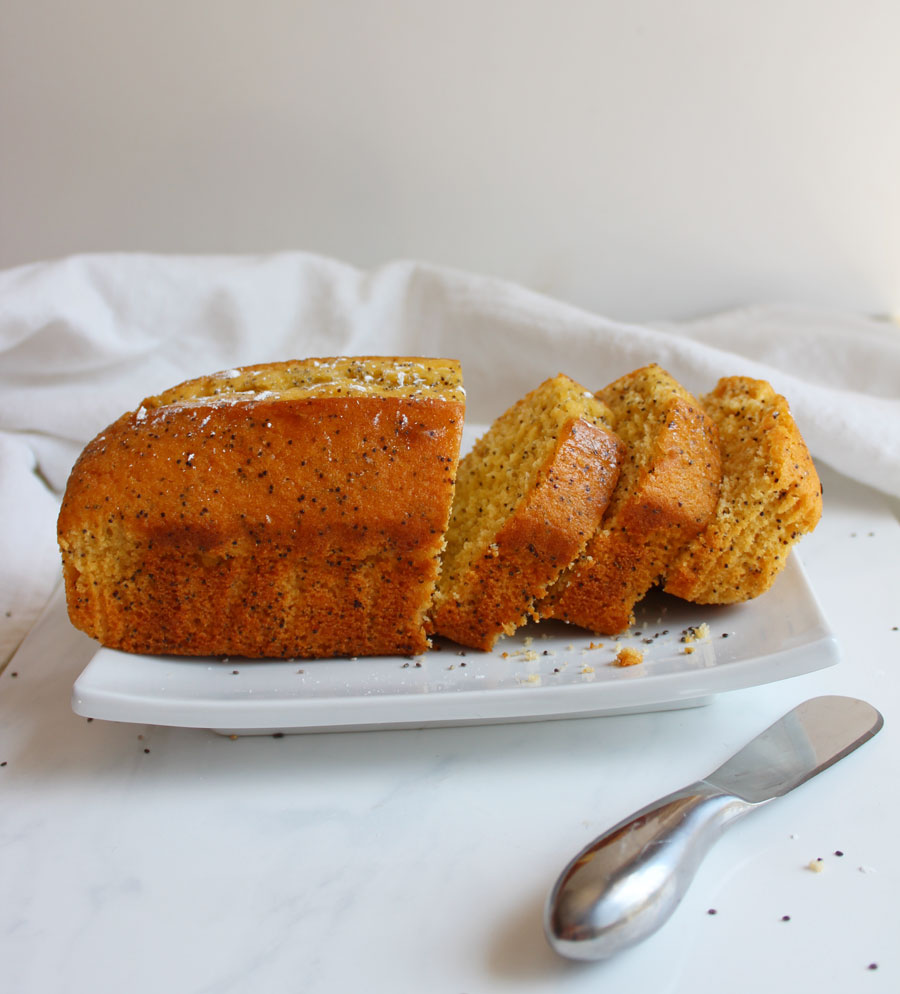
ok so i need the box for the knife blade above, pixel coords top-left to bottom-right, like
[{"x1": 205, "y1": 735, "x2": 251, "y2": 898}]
[{"x1": 544, "y1": 695, "x2": 883, "y2": 961}]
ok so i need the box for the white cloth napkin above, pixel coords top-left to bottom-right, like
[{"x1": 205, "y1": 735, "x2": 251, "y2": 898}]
[{"x1": 2, "y1": 251, "x2": 898, "y2": 663}]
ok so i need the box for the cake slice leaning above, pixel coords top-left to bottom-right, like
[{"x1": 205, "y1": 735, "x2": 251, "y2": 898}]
[
  {"x1": 663, "y1": 376, "x2": 822, "y2": 604},
  {"x1": 57, "y1": 357, "x2": 465, "y2": 658},
  {"x1": 429, "y1": 374, "x2": 623, "y2": 651},
  {"x1": 540, "y1": 364, "x2": 721, "y2": 635}
]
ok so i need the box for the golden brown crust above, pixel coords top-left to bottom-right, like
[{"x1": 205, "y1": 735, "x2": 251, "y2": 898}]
[
  {"x1": 541, "y1": 366, "x2": 721, "y2": 634},
  {"x1": 57, "y1": 359, "x2": 464, "y2": 658},
  {"x1": 663, "y1": 376, "x2": 822, "y2": 604},
  {"x1": 429, "y1": 418, "x2": 623, "y2": 650}
]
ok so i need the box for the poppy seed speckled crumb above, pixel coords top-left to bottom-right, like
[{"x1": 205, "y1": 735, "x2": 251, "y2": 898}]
[
  {"x1": 430, "y1": 374, "x2": 623, "y2": 651},
  {"x1": 542, "y1": 364, "x2": 721, "y2": 635},
  {"x1": 664, "y1": 377, "x2": 821, "y2": 605}
]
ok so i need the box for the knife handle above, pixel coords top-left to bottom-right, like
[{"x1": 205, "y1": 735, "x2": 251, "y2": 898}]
[{"x1": 544, "y1": 782, "x2": 759, "y2": 961}]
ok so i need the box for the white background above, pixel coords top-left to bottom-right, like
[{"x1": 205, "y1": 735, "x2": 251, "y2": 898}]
[{"x1": 1, "y1": 0, "x2": 898, "y2": 320}]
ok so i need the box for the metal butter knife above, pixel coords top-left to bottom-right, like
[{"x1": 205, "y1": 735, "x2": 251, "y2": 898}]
[{"x1": 544, "y1": 695, "x2": 883, "y2": 961}]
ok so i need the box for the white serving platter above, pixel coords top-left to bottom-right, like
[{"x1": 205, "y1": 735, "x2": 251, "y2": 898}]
[{"x1": 71, "y1": 551, "x2": 838, "y2": 735}]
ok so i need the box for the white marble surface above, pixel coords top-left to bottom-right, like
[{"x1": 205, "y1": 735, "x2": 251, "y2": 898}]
[{"x1": 1, "y1": 463, "x2": 898, "y2": 994}]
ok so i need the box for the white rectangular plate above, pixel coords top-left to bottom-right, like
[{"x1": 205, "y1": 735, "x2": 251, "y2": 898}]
[{"x1": 71, "y1": 552, "x2": 837, "y2": 734}]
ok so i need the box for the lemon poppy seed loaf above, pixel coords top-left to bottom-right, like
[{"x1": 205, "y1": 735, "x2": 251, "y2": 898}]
[
  {"x1": 540, "y1": 364, "x2": 721, "y2": 635},
  {"x1": 429, "y1": 374, "x2": 623, "y2": 651},
  {"x1": 57, "y1": 357, "x2": 465, "y2": 658},
  {"x1": 663, "y1": 376, "x2": 822, "y2": 604}
]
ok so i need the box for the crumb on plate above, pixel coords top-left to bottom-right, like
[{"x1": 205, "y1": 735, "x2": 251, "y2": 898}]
[{"x1": 614, "y1": 646, "x2": 644, "y2": 667}]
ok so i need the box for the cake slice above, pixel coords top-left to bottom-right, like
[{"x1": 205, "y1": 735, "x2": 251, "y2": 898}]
[
  {"x1": 540, "y1": 364, "x2": 721, "y2": 634},
  {"x1": 57, "y1": 357, "x2": 465, "y2": 658},
  {"x1": 663, "y1": 376, "x2": 822, "y2": 603},
  {"x1": 429, "y1": 374, "x2": 623, "y2": 651}
]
